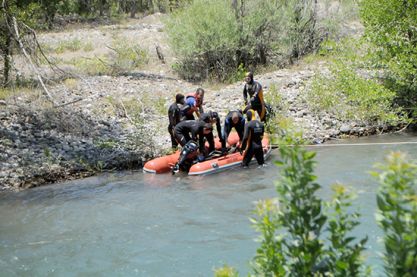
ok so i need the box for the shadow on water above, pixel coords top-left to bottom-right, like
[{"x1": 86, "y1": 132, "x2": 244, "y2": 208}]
[{"x1": 0, "y1": 132, "x2": 416, "y2": 276}]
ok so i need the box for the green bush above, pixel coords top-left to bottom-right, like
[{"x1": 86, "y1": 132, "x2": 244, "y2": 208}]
[
  {"x1": 306, "y1": 44, "x2": 403, "y2": 125},
  {"x1": 55, "y1": 38, "x2": 82, "y2": 53},
  {"x1": 372, "y1": 152, "x2": 417, "y2": 277},
  {"x1": 360, "y1": 0, "x2": 417, "y2": 111},
  {"x1": 263, "y1": 83, "x2": 292, "y2": 136},
  {"x1": 214, "y1": 265, "x2": 239, "y2": 277},
  {"x1": 69, "y1": 41, "x2": 148, "y2": 76},
  {"x1": 166, "y1": 0, "x2": 322, "y2": 81},
  {"x1": 70, "y1": 56, "x2": 112, "y2": 76},
  {"x1": 326, "y1": 184, "x2": 369, "y2": 276},
  {"x1": 109, "y1": 41, "x2": 149, "y2": 74}
]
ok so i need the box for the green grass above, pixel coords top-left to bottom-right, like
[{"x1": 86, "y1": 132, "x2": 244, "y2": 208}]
[
  {"x1": 69, "y1": 56, "x2": 112, "y2": 76},
  {"x1": 55, "y1": 38, "x2": 83, "y2": 53},
  {"x1": 41, "y1": 38, "x2": 95, "y2": 54},
  {"x1": 0, "y1": 88, "x2": 14, "y2": 100}
]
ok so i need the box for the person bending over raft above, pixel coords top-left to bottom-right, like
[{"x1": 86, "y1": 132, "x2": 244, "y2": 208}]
[
  {"x1": 243, "y1": 72, "x2": 266, "y2": 122},
  {"x1": 172, "y1": 120, "x2": 213, "y2": 173},
  {"x1": 173, "y1": 120, "x2": 214, "y2": 158},
  {"x1": 200, "y1": 111, "x2": 226, "y2": 153},
  {"x1": 223, "y1": 110, "x2": 245, "y2": 148},
  {"x1": 241, "y1": 109, "x2": 265, "y2": 167},
  {"x1": 168, "y1": 93, "x2": 185, "y2": 149},
  {"x1": 181, "y1": 88, "x2": 205, "y2": 120}
]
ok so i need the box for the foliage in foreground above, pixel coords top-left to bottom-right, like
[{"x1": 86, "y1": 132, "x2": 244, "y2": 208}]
[
  {"x1": 216, "y1": 145, "x2": 417, "y2": 277},
  {"x1": 372, "y1": 152, "x2": 417, "y2": 277},
  {"x1": 216, "y1": 136, "x2": 368, "y2": 276},
  {"x1": 251, "y1": 136, "x2": 367, "y2": 276}
]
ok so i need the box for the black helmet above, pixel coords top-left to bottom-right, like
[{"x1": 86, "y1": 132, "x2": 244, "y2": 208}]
[
  {"x1": 209, "y1": 111, "x2": 218, "y2": 120},
  {"x1": 245, "y1": 71, "x2": 254, "y2": 82},
  {"x1": 176, "y1": 93, "x2": 185, "y2": 103}
]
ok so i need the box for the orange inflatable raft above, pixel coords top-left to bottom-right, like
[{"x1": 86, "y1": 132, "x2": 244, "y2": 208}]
[{"x1": 143, "y1": 133, "x2": 272, "y2": 175}]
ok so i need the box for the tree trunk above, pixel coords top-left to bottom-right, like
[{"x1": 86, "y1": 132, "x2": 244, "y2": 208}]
[
  {"x1": 147, "y1": 0, "x2": 153, "y2": 13},
  {"x1": 130, "y1": 0, "x2": 137, "y2": 18},
  {"x1": 2, "y1": 34, "x2": 11, "y2": 87},
  {"x1": 1, "y1": 0, "x2": 12, "y2": 87}
]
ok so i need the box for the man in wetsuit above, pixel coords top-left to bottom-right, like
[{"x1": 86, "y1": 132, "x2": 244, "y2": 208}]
[
  {"x1": 199, "y1": 111, "x2": 226, "y2": 152},
  {"x1": 168, "y1": 93, "x2": 185, "y2": 148},
  {"x1": 243, "y1": 72, "x2": 266, "y2": 122},
  {"x1": 173, "y1": 120, "x2": 214, "y2": 157},
  {"x1": 241, "y1": 109, "x2": 265, "y2": 167},
  {"x1": 181, "y1": 88, "x2": 205, "y2": 120},
  {"x1": 223, "y1": 110, "x2": 245, "y2": 147}
]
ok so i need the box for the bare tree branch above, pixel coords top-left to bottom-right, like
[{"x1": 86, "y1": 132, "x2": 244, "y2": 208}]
[{"x1": 11, "y1": 17, "x2": 57, "y2": 106}]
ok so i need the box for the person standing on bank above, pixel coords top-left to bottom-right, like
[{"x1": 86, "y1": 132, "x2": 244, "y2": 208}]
[
  {"x1": 168, "y1": 93, "x2": 185, "y2": 148},
  {"x1": 241, "y1": 109, "x2": 265, "y2": 167},
  {"x1": 243, "y1": 72, "x2": 266, "y2": 122}
]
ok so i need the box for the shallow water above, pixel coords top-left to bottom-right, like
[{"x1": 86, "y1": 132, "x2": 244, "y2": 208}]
[{"x1": 1, "y1": 133, "x2": 416, "y2": 276}]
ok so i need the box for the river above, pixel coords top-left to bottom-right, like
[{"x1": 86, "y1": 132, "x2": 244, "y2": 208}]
[{"x1": 1, "y1": 133, "x2": 416, "y2": 276}]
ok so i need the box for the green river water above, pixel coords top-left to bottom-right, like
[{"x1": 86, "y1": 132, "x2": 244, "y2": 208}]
[{"x1": 1, "y1": 133, "x2": 417, "y2": 276}]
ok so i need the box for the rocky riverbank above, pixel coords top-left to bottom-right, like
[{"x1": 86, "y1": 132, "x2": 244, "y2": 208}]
[
  {"x1": 0, "y1": 15, "x2": 404, "y2": 191},
  {"x1": 1, "y1": 66, "x2": 403, "y2": 191}
]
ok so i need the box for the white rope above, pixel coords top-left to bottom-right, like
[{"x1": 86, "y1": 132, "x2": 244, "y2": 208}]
[
  {"x1": 307, "y1": 141, "x2": 417, "y2": 147},
  {"x1": 270, "y1": 141, "x2": 417, "y2": 148}
]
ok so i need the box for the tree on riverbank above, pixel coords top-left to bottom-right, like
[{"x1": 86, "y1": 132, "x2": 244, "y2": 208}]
[{"x1": 360, "y1": 0, "x2": 417, "y2": 115}]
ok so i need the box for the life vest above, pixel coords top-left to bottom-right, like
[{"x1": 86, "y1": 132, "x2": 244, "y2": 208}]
[{"x1": 186, "y1": 92, "x2": 202, "y2": 108}]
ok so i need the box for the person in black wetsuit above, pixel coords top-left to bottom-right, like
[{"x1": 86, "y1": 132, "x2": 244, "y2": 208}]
[
  {"x1": 199, "y1": 111, "x2": 226, "y2": 152},
  {"x1": 243, "y1": 72, "x2": 266, "y2": 122},
  {"x1": 168, "y1": 93, "x2": 185, "y2": 148},
  {"x1": 172, "y1": 120, "x2": 214, "y2": 173},
  {"x1": 241, "y1": 109, "x2": 265, "y2": 167},
  {"x1": 173, "y1": 120, "x2": 214, "y2": 157},
  {"x1": 223, "y1": 110, "x2": 245, "y2": 147}
]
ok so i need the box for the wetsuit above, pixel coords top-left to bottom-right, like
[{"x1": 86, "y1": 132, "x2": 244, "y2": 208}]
[
  {"x1": 200, "y1": 112, "x2": 225, "y2": 149},
  {"x1": 243, "y1": 80, "x2": 266, "y2": 122},
  {"x1": 223, "y1": 110, "x2": 245, "y2": 143},
  {"x1": 168, "y1": 101, "x2": 182, "y2": 148},
  {"x1": 241, "y1": 119, "x2": 265, "y2": 166},
  {"x1": 174, "y1": 120, "x2": 214, "y2": 154}
]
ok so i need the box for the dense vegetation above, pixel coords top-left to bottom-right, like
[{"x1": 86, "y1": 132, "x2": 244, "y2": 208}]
[
  {"x1": 166, "y1": 0, "x2": 325, "y2": 82},
  {"x1": 360, "y1": 0, "x2": 417, "y2": 113}
]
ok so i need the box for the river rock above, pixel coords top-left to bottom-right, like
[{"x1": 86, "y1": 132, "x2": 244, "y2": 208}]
[{"x1": 340, "y1": 124, "x2": 351, "y2": 133}]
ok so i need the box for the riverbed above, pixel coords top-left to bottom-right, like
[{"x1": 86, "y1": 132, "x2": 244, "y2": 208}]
[{"x1": 1, "y1": 133, "x2": 416, "y2": 276}]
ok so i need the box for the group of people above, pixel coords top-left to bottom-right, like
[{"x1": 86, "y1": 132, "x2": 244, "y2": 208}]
[{"x1": 167, "y1": 72, "x2": 267, "y2": 172}]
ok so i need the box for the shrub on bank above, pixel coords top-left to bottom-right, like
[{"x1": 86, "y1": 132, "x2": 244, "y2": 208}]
[
  {"x1": 306, "y1": 38, "x2": 405, "y2": 125},
  {"x1": 360, "y1": 0, "x2": 417, "y2": 114},
  {"x1": 166, "y1": 0, "x2": 323, "y2": 82}
]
